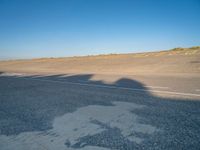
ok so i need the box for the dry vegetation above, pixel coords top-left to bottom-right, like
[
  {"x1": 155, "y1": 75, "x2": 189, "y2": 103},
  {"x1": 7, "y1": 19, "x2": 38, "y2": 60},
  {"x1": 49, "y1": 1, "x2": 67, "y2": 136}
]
[{"x1": 0, "y1": 46, "x2": 200, "y2": 76}]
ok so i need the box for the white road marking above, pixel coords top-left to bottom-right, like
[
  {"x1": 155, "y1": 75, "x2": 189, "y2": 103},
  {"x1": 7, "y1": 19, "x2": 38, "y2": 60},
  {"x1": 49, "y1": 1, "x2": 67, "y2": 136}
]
[
  {"x1": 0, "y1": 73, "x2": 23, "y2": 76},
  {"x1": 196, "y1": 89, "x2": 200, "y2": 92},
  {"x1": 20, "y1": 77, "x2": 200, "y2": 98},
  {"x1": 79, "y1": 80, "x2": 90, "y2": 83},
  {"x1": 144, "y1": 86, "x2": 169, "y2": 89}
]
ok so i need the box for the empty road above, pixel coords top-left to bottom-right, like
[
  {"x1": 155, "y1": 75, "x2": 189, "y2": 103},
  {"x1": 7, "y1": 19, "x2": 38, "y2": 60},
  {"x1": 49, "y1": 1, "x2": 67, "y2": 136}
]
[{"x1": 0, "y1": 73, "x2": 200, "y2": 150}]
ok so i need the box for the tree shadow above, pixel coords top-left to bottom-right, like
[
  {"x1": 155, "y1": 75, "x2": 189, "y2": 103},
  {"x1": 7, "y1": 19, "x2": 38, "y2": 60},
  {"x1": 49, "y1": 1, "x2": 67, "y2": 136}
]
[{"x1": 0, "y1": 72, "x2": 199, "y2": 149}]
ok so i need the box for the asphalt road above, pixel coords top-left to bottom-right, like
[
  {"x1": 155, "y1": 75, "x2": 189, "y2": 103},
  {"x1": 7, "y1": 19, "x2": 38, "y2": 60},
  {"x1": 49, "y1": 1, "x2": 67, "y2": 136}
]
[{"x1": 0, "y1": 73, "x2": 200, "y2": 150}]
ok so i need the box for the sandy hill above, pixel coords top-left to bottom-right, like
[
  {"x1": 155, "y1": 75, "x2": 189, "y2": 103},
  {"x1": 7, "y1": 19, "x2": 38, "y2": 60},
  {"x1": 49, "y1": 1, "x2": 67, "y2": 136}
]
[{"x1": 0, "y1": 46, "x2": 200, "y2": 76}]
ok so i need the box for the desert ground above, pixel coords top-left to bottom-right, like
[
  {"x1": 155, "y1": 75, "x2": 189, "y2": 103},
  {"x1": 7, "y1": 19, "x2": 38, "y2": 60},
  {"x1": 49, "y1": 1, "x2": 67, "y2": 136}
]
[
  {"x1": 0, "y1": 47, "x2": 200, "y2": 75},
  {"x1": 0, "y1": 46, "x2": 200, "y2": 150}
]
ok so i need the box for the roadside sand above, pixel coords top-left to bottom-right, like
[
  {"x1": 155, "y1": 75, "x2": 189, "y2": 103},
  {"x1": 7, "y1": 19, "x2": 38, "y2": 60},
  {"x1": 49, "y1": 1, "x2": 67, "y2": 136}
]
[{"x1": 0, "y1": 47, "x2": 200, "y2": 76}]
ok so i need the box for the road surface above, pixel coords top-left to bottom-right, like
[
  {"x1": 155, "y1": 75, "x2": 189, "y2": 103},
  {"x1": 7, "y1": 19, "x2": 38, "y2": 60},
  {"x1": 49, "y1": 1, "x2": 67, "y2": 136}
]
[{"x1": 0, "y1": 73, "x2": 200, "y2": 150}]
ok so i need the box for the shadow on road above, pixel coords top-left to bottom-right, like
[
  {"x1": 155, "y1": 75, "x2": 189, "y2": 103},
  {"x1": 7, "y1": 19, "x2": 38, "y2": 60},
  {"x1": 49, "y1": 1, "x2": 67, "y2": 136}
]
[{"x1": 0, "y1": 72, "x2": 200, "y2": 149}]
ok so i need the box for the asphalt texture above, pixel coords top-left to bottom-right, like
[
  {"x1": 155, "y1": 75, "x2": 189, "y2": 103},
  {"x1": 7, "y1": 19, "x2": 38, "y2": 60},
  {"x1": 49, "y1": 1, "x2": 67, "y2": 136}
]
[{"x1": 0, "y1": 73, "x2": 200, "y2": 150}]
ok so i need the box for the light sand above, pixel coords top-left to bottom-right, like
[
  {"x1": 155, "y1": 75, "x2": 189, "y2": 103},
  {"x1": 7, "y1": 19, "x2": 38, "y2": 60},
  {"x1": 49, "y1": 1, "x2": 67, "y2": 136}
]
[{"x1": 0, "y1": 46, "x2": 200, "y2": 76}]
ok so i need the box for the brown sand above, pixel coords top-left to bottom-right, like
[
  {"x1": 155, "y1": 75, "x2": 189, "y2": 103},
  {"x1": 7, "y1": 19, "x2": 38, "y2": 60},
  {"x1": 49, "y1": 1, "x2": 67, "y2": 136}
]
[{"x1": 0, "y1": 46, "x2": 200, "y2": 76}]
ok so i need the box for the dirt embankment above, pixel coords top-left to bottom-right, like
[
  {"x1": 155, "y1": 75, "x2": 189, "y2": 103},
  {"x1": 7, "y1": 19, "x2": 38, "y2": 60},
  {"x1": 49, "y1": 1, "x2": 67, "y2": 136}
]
[{"x1": 0, "y1": 46, "x2": 200, "y2": 76}]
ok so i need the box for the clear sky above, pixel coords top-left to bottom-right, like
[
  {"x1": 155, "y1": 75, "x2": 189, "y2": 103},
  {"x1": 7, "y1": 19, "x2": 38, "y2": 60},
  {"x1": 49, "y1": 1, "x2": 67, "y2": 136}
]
[{"x1": 0, "y1": 0, "x2": 200, "y2": 59}]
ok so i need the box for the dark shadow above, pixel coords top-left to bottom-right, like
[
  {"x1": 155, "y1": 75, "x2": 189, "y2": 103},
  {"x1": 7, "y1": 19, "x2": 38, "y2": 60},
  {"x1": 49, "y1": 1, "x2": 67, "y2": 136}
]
[{"x1": 0, "y1": 72, "x2": 199, "y2": 149}]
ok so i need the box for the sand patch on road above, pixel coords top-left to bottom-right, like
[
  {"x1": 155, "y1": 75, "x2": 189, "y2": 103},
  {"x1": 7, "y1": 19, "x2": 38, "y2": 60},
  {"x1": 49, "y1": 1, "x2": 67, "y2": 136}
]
[{"x1": 0, "y1": 101, "x2": 158, "y2": 150}]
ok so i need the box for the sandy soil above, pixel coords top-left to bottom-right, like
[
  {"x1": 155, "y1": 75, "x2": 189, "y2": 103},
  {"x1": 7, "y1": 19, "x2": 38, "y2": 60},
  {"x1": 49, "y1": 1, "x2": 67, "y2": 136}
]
[{"x1": 0, "y1": 46, "x2": 200, "y2": 76}]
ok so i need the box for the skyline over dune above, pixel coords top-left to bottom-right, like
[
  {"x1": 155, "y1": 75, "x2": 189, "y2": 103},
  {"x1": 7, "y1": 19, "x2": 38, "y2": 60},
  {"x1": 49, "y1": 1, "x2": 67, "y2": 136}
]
[
  {"x1": 0, "y1": 45, "x2": 199, "y2": 60},
  {"x1": 0, "y1": 0, "x2": 200, "y2": 59}
]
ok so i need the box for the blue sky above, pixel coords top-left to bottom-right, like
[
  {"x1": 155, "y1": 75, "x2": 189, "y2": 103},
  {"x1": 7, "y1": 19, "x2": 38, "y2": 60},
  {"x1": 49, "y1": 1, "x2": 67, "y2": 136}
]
[{"x1": 0, "y1": 0, "x2": 200, "y2": 59}]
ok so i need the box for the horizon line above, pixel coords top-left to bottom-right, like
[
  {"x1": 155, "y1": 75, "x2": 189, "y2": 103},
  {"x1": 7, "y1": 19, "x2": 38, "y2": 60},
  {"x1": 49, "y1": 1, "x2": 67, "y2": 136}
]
[{"x1": 0, "y1": 45, "x2": 199, "y2": 61}]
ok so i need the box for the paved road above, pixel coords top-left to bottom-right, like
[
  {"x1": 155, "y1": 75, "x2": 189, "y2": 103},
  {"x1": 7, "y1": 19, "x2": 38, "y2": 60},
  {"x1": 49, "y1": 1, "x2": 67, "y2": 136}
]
[{"x1": 0, "y1": 73, "x2": 200, "y2": 150}]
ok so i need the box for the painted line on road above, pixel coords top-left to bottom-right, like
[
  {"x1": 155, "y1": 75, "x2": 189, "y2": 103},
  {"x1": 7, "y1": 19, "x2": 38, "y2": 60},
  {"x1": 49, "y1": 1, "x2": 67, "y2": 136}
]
[
  {"x1": 78, "y1": 80, "x2": 90, "y2": 83},
  {"x1": 196, "y1": 89, "x2": 200, "y2": 92},
  {"x1": 20, "y1": 77, "x2": 200, "y2": 98},
  {"x1": 144, "y1": 86, "x2": 169, "y2": 89}
]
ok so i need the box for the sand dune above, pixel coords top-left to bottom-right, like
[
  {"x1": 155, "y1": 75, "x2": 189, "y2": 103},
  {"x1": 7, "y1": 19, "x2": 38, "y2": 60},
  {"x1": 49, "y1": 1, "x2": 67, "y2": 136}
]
[{"x1": 0, "y1": 46, "x2": 200, "y2": 75}]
